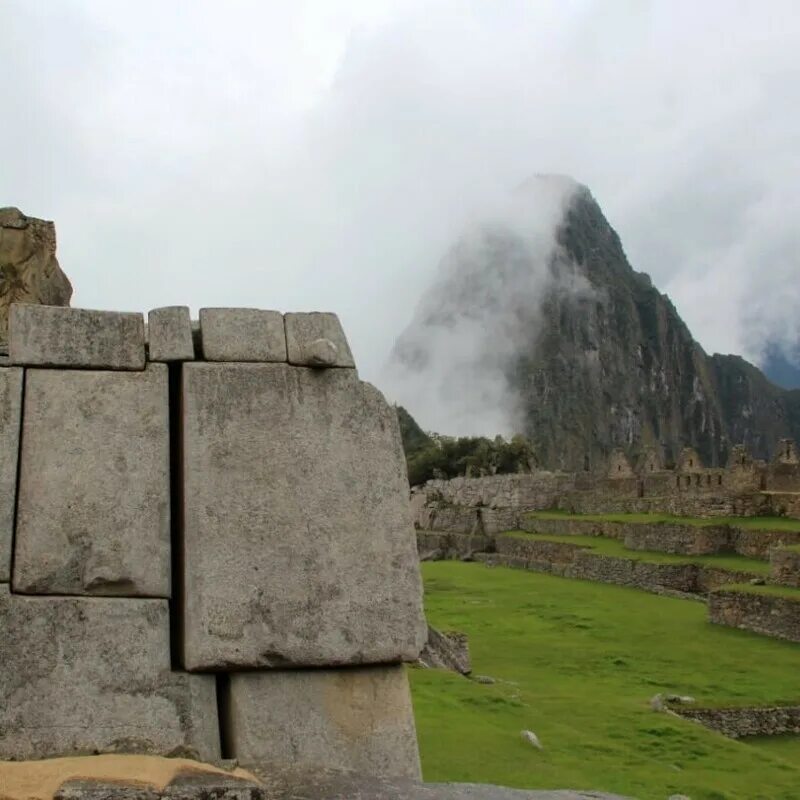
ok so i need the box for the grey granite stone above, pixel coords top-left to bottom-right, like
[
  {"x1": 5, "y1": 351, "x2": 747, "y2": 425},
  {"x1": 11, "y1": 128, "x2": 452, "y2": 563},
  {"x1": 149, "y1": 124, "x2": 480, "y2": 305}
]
[
  {"x1": 227, "y1": 666, "x2": 421, "y2": 780},
  {"x1": 180, "y1": 363, "x2": 425, "y2": 670},
  {"x1": 148, "y1": 306, "x2": 195, "y2": 362},
  {"x1": 0, "y1": 366, "x2": 22, "y2": 582},
  {"x1": 0, "y1": 586, "x2": 219, "y2": 761},
  {"x1": 47, "y1": 768, "x2": 635, "y2": 800},
  {"x1": 251, "y1": 766, "x2": 635, "y2": 800},
  {"x1": 284, "y1": 312, "x2": 355, "y2": 368},
  {"x1": 13, "y1": 364, "x2": 171, "y2": 597},
  {"x1": 199, "y1": 308, "x2": 286, "y2": 362},
  {"x1": 9, "y1": 304, "x2": 145, "y2": 369}
]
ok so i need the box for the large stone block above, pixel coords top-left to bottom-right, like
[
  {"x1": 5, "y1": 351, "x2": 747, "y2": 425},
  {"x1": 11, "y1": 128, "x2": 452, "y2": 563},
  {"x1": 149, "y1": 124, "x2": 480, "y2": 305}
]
[
  {"x1": 0, "y1": 366, "x2": 22, "y2": 582},
  {"x1": 13, "y1": 364, "x2": 170, "y2": 597},
  {"x1": 181, "y1": 363, "x2": 426, "y2": 670},
  {"x1": 9, "y1": 304, "x2": 145, "y2": 369},
  {"x1": 148, "y1": 306, "x2": 194, "y2": 362},
  {"x1": 0, "y1": 586, "x2": 220, "y2": 761},
  {"x1": 284, "y1": 312, "x2": 355, "y2": 367},
  {"x1": 227, "y1": 666, "x2": 421, "y2": 779},
  {"x1": 199, "y1": 308, "x2": 286, "y2": 362}
]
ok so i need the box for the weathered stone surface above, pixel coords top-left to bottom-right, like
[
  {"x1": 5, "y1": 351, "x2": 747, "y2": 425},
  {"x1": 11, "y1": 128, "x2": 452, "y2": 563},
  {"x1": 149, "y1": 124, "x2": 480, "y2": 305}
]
[
  {"x1": 285, "y1": 312, "x2": 355, "y2": 368},
  {"x1": 0, "y1": 208, "x2": 72, "y2": 345},
  {"x1": 13, "y1": 365, "x2": 170, "y2": 597},
  {"x1": 671, "y1": 703, "x2": 800, "y2": 738},
  {"x1": 0, "y1": 586, "x2": 219, "y2": 761},
  {"x1": 199, "y1": 308, "x2": 286, "y2": 362},
  {"x1": 227, "y1": 666, "x2": 421, "y2": 779},
  {"x1": 9, "y1": 304, "x2": 145, "y2": 369},
  {"x1": 0, "y1": 366, "x2": 22, "y2": 582},
  {"x1": 419, "y1": 626, "x2": 471, "y2": 674},
  {"x1": 148, "y1": 306, "x2": 194, "y2": 362},
  {"x1": 4, "y1": 760, "x2": 634, "y2": 800},
  {"x1": 709, "y1": 588, "x2": 800, "y2": 642},
  {"x1": 250, "y1": 766, "x2": 634, "y2": 800},
  {"x1": 181, "y1": 363, "x2": 425, "y2": 670}
]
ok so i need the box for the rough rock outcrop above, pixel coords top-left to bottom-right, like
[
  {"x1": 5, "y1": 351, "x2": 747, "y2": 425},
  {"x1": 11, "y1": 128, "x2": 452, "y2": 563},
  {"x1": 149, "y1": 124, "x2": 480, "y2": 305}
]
[{"x1": 0, "y1": 207, "x2": 72, "y2": 344}]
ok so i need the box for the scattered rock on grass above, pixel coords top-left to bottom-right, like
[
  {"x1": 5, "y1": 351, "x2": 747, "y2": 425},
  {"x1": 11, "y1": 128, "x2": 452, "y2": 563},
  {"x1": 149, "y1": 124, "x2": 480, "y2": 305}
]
[{"x1": 520, "y1": 730, "x2": 543, "y2": 749}]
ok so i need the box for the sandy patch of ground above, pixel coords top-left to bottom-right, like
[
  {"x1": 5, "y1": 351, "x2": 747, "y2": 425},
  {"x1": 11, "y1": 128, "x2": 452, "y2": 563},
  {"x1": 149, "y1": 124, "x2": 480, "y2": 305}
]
[{"x1": 0, "y1": 754, "x2": 259, "y2": 800}]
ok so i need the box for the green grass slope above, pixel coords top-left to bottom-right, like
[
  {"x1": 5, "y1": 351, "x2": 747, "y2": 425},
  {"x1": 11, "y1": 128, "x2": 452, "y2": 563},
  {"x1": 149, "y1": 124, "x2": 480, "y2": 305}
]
[
  {"x1": 525, "y1": 510, "x2": 800, "y2": 532},
  {"x1": 504, "y1": 530, "x2": 772, "y2": 575},
  {"x1": 411, "y1": 562, "x2": 800, "y2": 800}
]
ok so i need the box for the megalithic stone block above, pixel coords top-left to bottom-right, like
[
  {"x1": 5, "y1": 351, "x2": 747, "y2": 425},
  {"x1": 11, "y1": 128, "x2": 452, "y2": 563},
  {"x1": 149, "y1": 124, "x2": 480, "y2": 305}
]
[
  {"x1": 0, "y1": 586, "x2": 220, "y2": 761},
  {"x1": 148, "y1": 306, "x2": 195, "y2": 362},
  {"x1": 180, "y1": 363, "x2": 426, "y2": 671},
  {"x1": 9, "y1": 304, "x2": 145, "y2": 370},
  {"x1": 227, "y1": 666, "x2": 421, "y2": 779},
  {"x1": 199, "y1": 308, "x2": 287, "y2": 362},
  {"x1": 0, "y1": 366, "x2": 23, "y2": 582},
  {"x1": 284, "y1": 312, "x2": 356, "y2": 368},
  {"x1": 13, "y1": 364, "x2": 171, "y2": 597}
]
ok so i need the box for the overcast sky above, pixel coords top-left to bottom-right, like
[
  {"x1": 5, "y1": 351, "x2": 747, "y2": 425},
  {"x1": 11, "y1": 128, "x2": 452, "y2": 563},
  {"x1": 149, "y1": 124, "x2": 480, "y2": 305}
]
[{"x1": 3, "y1": 0, "x2": 799, "y2": 388}]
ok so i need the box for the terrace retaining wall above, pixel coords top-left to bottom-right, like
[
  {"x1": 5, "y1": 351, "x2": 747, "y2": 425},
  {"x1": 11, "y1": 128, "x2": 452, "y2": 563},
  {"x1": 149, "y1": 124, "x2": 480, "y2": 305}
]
[
  {"x1": 770, "y1": 548, "x2": 800, "y2": 588},
  {"x1": 674, "y1": 705, "x2": 800, "y2": 738},
  {"x1": 709, "y1": 589, "x2": 800, "y2": 643}
]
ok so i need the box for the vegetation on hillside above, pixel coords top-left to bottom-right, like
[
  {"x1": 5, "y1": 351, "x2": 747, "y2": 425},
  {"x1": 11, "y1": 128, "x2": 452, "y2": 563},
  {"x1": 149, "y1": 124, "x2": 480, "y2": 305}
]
[
  {"x1": 412, "y1": 561, "x2": 800, "y2": 800},
  {"x1": 396, "y1": 406, "x2": 536, "y2": 486}
]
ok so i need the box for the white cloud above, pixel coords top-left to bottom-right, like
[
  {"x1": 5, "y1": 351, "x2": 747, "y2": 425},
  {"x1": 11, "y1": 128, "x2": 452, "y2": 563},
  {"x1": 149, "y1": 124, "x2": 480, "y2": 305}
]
[{"x1": 2, "y1": 0, "x2": 799, "y2": 386}]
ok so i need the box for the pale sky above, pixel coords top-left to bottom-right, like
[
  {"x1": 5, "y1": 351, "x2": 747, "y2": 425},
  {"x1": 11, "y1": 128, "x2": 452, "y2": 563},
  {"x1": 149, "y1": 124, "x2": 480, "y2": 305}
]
[{"x1": 3, "y1": 0, "x2": 799, "y2": 386}]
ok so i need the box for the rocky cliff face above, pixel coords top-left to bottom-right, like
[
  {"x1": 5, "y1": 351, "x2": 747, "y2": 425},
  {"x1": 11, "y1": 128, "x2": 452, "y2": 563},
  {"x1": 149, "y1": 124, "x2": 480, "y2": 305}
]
[
  {"x1": 0, "y1": 208, "x2": 72, "y2": 345},
  {"x1": 391, "y1": 178, "x2": 800, "y2": 470}
]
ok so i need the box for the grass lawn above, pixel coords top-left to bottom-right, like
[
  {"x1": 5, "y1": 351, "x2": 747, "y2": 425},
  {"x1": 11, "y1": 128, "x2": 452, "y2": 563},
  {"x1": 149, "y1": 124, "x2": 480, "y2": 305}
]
[
  {"x1": 525, "y1": 510, "x2": 800, "y2": 532},
  {"x1": 745, "y1": 734, "x2": 800, "y2": 763},
  {"x1": 503, "y1": 530, "x2": 772, "y2": 575},
  {"x1": 720, "y1": 582, "x2": 800, "y2": 600},
  {"x1": 411, "y1": 561, "x2": 800, "y2": 800}
]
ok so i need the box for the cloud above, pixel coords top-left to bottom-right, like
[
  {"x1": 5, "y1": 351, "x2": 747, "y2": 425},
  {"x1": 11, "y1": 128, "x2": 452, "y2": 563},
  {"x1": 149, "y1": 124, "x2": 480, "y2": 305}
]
[{"x1": 2, "y1": 0, "x2": 799, "y2": 391}]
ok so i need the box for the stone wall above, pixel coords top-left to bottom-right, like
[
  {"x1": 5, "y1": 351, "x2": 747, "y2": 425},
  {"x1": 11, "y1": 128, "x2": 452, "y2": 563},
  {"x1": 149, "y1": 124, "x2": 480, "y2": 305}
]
[
  {"x1": 474, "y1": 534, "x2": 759, "y2": 598},
  {"x1": 416, "y1": 531, "x2": 493, "y2": 561},
  {"x1": 709, "y1": 589, "x2": 800, "y2": 643},
  {"x1": 770, "y1": 547, "x2": 800, "y2": 588},
  {"x1": 410, "y1": 448, "x2": 800, "y2": 532},
  {"x1": 0, "y1": 303, "x2": 426, "y2": 779},
  {"x1": 674, "y1": 705, "x2": 800, "y2": 738}
]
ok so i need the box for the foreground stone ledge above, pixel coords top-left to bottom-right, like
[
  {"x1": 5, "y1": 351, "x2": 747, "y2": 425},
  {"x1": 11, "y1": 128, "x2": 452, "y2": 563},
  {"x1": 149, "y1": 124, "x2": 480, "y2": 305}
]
[
  {"x1": 0, "y1": 757, "x2": 634, "y2": 800},
  {"x1": 148, "y1": 306, "x2": 195, "y2": 362},
  {"x1": 181, "y1": 363, "x2": 426, "y2": 670},
  {"x1": 198, "y1": 308, "x2": 286, "y2": 362},
  {"x1": 0, "y1": 588, "x2": 219, "y2": 761},
  {"x1": 0, "y1": 366, "x2": 23, "y2": 581},
  {"x1": 227, "y1": 666, "x2": 421, "y2": 780},
  {"x1": 284, "y1": 312, "x2": 355, "y2": 368},
  {"x1": 9, "y1": 304, "x2": 145, "y2": 370},
  {"x1": 13, "y1": 364, "x2": 171, "y2": 597}
]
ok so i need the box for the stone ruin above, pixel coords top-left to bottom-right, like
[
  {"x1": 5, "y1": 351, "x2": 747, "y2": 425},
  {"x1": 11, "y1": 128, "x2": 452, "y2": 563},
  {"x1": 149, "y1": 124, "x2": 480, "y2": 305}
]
[{"x1": 0, "y1": 300, "x2": 427, "y2": 777}]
